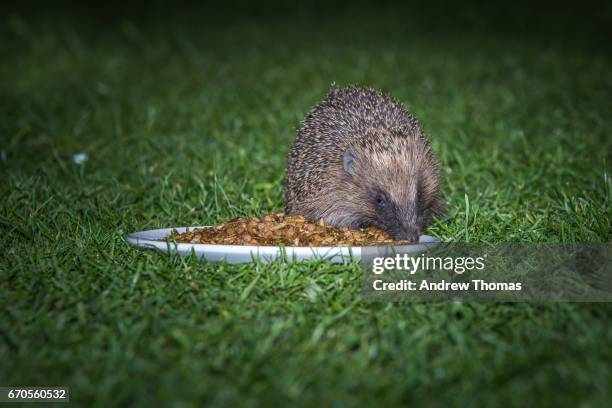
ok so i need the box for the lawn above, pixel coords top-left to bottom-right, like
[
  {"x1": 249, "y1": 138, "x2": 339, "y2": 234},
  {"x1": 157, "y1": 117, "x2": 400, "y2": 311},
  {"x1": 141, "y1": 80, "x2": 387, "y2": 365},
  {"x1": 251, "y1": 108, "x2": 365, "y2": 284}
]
[{"x1": 1, "y1": 2, "x2": 611, "y2": 406}]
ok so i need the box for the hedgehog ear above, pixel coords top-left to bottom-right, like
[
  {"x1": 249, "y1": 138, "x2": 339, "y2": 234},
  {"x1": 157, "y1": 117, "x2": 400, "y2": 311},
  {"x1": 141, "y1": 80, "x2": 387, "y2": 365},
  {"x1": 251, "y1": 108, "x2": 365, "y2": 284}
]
[{"x1": 343, "y1": 149, "x2": 356, "y2": 176}]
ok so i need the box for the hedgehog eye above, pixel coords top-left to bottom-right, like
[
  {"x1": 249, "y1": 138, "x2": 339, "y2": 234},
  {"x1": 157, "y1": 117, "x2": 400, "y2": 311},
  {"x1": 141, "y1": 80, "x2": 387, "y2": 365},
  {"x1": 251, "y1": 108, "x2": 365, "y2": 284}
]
[{"x1": 375, "y1": 194, "x2": 386, "y2": 207}]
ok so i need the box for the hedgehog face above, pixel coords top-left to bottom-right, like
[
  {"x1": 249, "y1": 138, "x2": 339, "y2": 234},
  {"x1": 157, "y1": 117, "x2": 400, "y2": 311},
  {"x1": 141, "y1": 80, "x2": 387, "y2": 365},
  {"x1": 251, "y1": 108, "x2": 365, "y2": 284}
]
[
  {"x1": 343, "y1": 137, "x2": 442, "y2": 241},
  {"x1": 365, "y1": 187, "x2": 425, "y2": 242}
]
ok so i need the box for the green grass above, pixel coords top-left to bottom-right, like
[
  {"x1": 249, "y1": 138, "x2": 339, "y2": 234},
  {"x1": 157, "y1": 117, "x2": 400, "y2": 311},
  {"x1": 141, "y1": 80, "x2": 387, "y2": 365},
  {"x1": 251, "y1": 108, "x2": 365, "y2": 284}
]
[{"x1": 1, "y1": 3, "x2": 611, "y2": 406}]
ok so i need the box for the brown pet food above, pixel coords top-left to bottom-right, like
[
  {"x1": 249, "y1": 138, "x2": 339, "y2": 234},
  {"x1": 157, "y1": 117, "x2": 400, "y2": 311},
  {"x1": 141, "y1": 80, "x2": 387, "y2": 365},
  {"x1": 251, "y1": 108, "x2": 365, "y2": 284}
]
[{"x1": 166, "y1": 212, "x2": 413, "y2": 246}]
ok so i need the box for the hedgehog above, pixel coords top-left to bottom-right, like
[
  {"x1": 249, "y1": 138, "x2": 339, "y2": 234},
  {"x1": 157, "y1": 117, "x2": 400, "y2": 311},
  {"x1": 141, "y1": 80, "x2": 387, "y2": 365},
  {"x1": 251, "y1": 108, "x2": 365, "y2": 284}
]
[{"x1": 283, "y1": 86, "x2": 444, "y2": 242}]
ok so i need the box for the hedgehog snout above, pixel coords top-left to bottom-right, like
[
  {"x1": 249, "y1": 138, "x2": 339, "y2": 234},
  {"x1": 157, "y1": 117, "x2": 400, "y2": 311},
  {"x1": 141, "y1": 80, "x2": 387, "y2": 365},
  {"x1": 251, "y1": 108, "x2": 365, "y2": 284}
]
[{"x1": 391, "y1": 224, "x2": 421, "y2": 242}]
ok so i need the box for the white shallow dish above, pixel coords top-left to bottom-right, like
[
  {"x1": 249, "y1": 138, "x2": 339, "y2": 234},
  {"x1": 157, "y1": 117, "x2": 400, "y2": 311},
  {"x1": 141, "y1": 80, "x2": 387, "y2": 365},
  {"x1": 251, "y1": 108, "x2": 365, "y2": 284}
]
[{"x1": 127, "y1": 226, "x2": 440, "y2": 264}]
